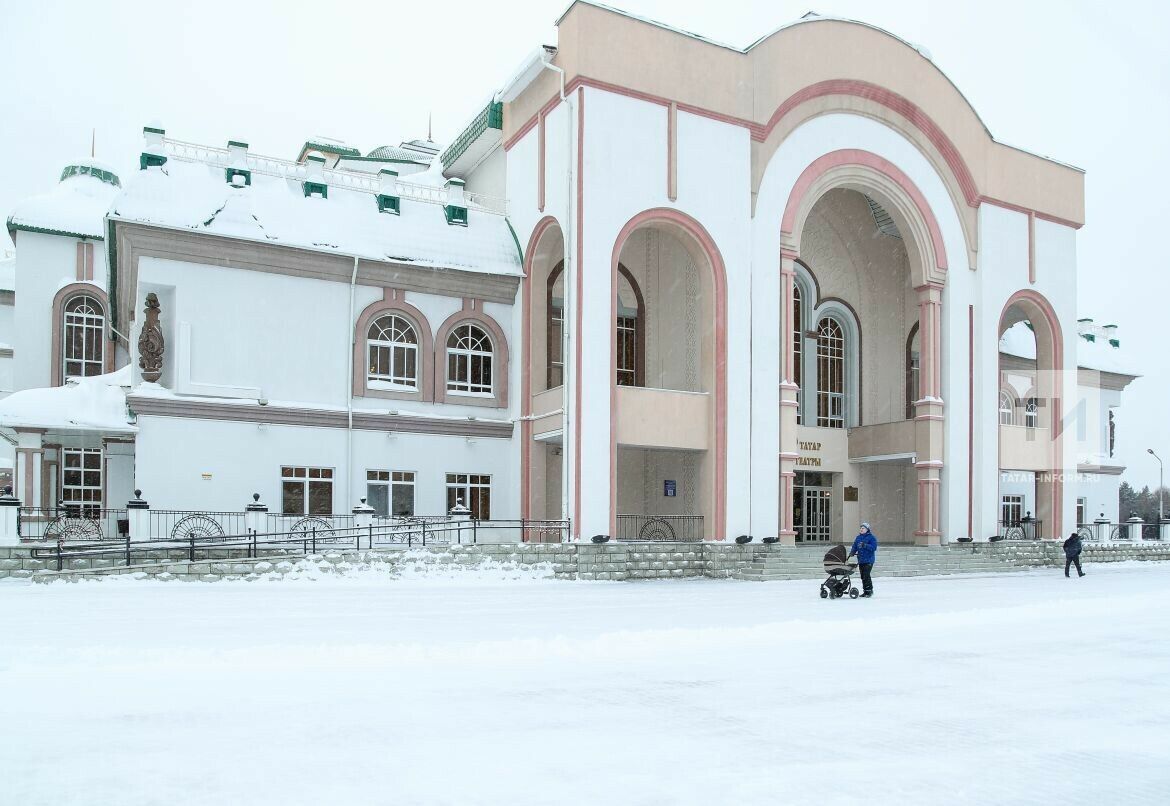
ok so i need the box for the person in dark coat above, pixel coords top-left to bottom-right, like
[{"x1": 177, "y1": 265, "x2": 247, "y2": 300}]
[
  {"x1": 848, "y1": 523, "x2": 878, "y2": 597},
  {"x1": 1063, "y1": 532, "x2": 1085, "y2": 577}
]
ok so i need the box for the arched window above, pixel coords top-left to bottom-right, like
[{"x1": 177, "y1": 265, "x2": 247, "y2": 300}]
[
  {"x1": 816, "y1": 318, "x2": 846, "y2": 428},
  {"x1": 793, "y1": 282, "x2": 803, "y2": 424},
  {"x1": 1024, "y1": 397, "x2": 1039, "y2": 429},
  {"x1": 547, "y1": 267, "x2": 565, "y2": 388},
  {"x1": 447, "y1": 324, "x2": 493, "y2": 394},
  {"x1": 906, "y1": 323, "x2": 920, "y2": 420},
  {"x1": 615, "y1": 267, "x2": 644, "y2": 387},
  {"x1": 999, "y1": 390, "x2": 1015, "y2": 425},
  {"x1": 367, "y1": 314, "x2": 418, "y2": 390},
  {"x1": 62, "y1": 295, "x2": 105, "y2": 379}
]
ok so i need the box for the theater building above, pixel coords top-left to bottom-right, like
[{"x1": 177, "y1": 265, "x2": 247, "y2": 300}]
[{"x1": 1, "y1": 2, "x2": 1136, "y2": 544}]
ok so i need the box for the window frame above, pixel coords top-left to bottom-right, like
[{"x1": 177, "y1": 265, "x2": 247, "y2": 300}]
[
  {"x1": 281, "y1": 466, "x2": 334, "y2": 515},
  {"x1": 61, "y1": 447, "x2": 102, "y2": 516},
  {"x1": 816, "y1": 317, "x2": 846, "y2": 429},
  {"x1": 352, "y1": 290, "x2": 434, "y2": 402},
  {"x1": 51, "y1": 283, "x2": 111, "y2": 387},
  {"x1": 366, "y1": 313, "x2": 420, "y2": 391},
  {"x1": 366, "y1": 469, "x2": 416, "y2": 518},
  {"x1": 446, "y1": 323, "x2": 495, "y2": 396},
  {"x1": 445, "y1": 473, "x2": 491, "y2": 520}
]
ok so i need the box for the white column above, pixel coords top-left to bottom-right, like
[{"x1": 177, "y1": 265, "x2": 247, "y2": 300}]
[
  {"x1": 126, "y1": 490, "x2": 149, "y2": 540},
  {"x1": 0, "y1": 489, "x2": 20, "y2": 545}
]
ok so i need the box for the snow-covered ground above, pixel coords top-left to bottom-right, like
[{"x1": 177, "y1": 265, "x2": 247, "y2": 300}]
[{"x1": 2, "y1": 564, "x2": 1169, "y2": 805}]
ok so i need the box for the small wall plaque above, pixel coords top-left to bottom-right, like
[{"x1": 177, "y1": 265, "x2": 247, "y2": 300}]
[
  {"x1": 844, "y1": 486, "x2": 858, "y2": 502},
  {"x1": 664, "y1": 480, "x2": 677, "y2": 497}
]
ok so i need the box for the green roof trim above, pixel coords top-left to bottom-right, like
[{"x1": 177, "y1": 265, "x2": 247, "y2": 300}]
[
  {"x1": 6, "y1": 219, "x2": 105, "y2": 241},
  {"x1": 444, "y1": 205, "x2": 468, "y2": 226},
  {"x1": 143, "y1": 126, "x2": 165, "y2": 135},
  {"x1": 140, "y1": 152, "x2": 167, "y2": 170},
  {"x1": 338, "y1": 155, "x2": 429, "y2": 165},
  {"x1": 1082, "y1": 333, "x2": 1096, "y2": 342},
  {"x1": 1109, "y1": 338, "x2": 1119, "y2": 347},
  {"x1": 301, "y1": 140, "x2": 360, "y2": 157},
  {"x1": 227, "y1": 140, "x2": 249, "y2": 149},
  {"x1": 505, "y1": 218, "x2": 523, "y2": 266},
  {"x1": 303, "y1": 181, "x2": 328, "y2": 198},
  {"x1": 61, "y1": 163, "x2": 121, "y2": 187},
  {"x1": 440, "y1": 100, "x2": 503, "y2": 169}
]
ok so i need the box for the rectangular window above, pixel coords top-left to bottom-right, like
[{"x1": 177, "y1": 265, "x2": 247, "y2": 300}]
[
  {"x1": 281, "y1": 466, "x2": 333, "y2": 515},
  {"x1": 446, "y1": 473, "x2": 491, "y2": 520},
  {"x1": 1077, "y1": 497, "x2": 1088, "y2": 527},
  {"x1": 61, "y1": 448, "x2": 102, "y2": 516},
  {"x1": 548, "y1": 303, "x2": 564, "y2": 388},
  {"x1": 616, "y1": 316, "x2": 636, "y2": 386},
  {"x1": 367, "y1": 470, "x2": 415, "y2": 517},
  {"x1": 1001, "y1": 494, "x2": 1023, "y2": 526}
]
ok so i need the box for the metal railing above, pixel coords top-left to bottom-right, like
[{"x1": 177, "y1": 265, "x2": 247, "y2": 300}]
[
  {"x1": 615, "y1": 514, "x2": 705, "y2": 542},
  {"x1": 1077, "y1": 521, "x2": 1165, "y2": 542},
  {"x1": 995, "y1": 520, "x2": 1044, "y2": 541},
  {"x1": 29, "y1": 518, "x2": 572, "y2": 570},
  {"x1": 147, "y1": 510, "x2": 249, "y2": 541},
  {"x1": 160, "y1": 137, "x2": 507, "y2": 213},
  {"x1": 18, "y1": 506, "x2": 128, "y2": 541}
]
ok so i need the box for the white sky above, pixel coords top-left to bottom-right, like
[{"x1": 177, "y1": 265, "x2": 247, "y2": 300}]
[{"x1": 2, "y1": 0, "x2": 1167, "y2": 490}]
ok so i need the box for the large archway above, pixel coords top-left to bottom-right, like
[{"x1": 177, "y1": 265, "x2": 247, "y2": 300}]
[
  {"x1": 997, "y1": 289, "x2": 1065, "y2": 540},
  {"x1": 607, "y1": 208, "x2": 728, "y2": 541},
  {"x1": 778, "y1": 149, "x2": 947, "y2": 545}
]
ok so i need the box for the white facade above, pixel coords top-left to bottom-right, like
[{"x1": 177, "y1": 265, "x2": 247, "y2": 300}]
[{"x1": 0, "y1": 2, "x2": 1144, "y2": 545}]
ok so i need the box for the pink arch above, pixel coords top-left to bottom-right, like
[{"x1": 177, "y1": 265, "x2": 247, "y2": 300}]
[
  {"x1": 781, "y1": 148, "x2": 949, "y2": 273},
  {"x1": 999, "y1": 288, "x2": 1065, "y2": 539},
  {"x1": 520, "y1": 215, "x2": 563, "y2": 521},
  {"x1": 607, "y1": 208, "x2": 728, "y2": 541},
  {"x1": 433, "y1": 302, "x2": 510, "y2": 408}
]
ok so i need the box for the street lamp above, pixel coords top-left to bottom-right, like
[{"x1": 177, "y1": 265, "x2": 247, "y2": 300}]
[{"x1": 1150, "y1": 448, "x2": 1164, "y2": 523}]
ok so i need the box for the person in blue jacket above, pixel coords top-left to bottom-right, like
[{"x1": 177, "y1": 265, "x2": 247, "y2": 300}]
[{"x1": 848, "y1": 523, "x2": 878, "y2": 597}]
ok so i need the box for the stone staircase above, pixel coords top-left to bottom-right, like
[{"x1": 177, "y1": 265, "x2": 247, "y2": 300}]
[{"x1": 733, "y1": 544, "x2": 1030, "y2": 582}]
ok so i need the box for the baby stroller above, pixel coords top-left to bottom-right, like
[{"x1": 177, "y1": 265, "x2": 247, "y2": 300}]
[{"x1": 819, "y1": 545, "x2": 860, "y2": 599}]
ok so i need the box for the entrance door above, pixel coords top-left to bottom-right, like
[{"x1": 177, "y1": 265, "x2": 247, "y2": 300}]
[{"x1": 800, "y1": 488, "x2": 832, "y2": 543}]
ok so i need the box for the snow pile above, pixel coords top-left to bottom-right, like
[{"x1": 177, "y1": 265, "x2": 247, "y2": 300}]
[
  {"x1": 0, "y1": 365, "x2": 133, "y2": 432},
  {"x1": 278, "y1": 549, "x2": 557, "y2": 583},
  {"x1": 6, "y1": 160, "x2": 121, "y2": 239},
  {"x1": 1000, "y1": 320, "x2": 1138, "y2": 376}
]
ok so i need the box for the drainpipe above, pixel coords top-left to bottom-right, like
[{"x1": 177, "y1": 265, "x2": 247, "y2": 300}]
[
  {"x1": 346, "y1": 255, "x2": 358, "y2": 510},
  {"x1": 540, "y1": 54, "x2": 574, "y2": 533}
]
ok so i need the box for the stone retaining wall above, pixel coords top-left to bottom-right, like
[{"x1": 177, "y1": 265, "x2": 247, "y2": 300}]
[{"x1": 7, "y1": 541, "x2": 1168, "y2": 584}]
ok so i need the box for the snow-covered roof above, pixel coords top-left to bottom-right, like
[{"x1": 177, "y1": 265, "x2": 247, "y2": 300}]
[
  {"x1": 109, "y1": 144, "x2": 521, "y2": 277},
  {"x1": 366, "y1": 145, "x2": 434, "y2": 164},
  {"x1": 6, "y1": 159, "x2": 122, "y2": 241},
  {"x1": 0, "y1": 366, "x2": 135, "y2": 434},
  {"x1": 999, "y1": 320, "x2": 1138, "y2": 377}
]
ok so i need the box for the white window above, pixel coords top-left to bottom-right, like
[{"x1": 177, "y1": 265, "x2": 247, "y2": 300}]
[
  {"x1": 1001, "y1": 494, "x2": 1024, "y2": 526},
  {"x1": 1077, "y1": 497, "x2": 1088, "y2": 528},
  {"x1": 793, "y1": 282, "x2": 803, "y2": 425},
  {"x1": 61, "y1": 448, "x2": 102, "y2": 515},
  {"x1": 999, "y1": 390, "x2": 1015, "y2": 426},
  {"x1": 816, "y1": 318, "x2": 845, "y2": 429},
  {"x1": 446, "y1": 324, "x2": 493, "y2": 395},
  {"x1": 367, "y1": 470, "x2": 415, "y2": 517},
  {"x1": 1024, "y1": 397, "x2": 1039, "y2": 429},
  {"x1": 63, "y1": 295, "x2": 104, "y2": 379},
  {"x1": 367, "y1": 315, "x2": 418, "y2": 390},
  {"x1": 446, "y1": 473, "x2": 491, "y2": 520},
  {"x1": 281, "y1": 466, "x2": 333, "y2": 515}
]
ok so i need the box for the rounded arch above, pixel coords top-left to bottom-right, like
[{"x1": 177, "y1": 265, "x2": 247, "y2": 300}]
[
  {"x1": 607, "y1": 207, "x2": 728, "y2": 540},
  {"x1": 997, "y1": 288, "x2": 1065, "y2": 538},
  {"x1": 51, "y1": 282, "x2": 111, "y2": 387},
  {"x1": 781, "y1": 148, "x2": 948, "y2": 287},
  {"x1": 352, "y1": 288, "x2": 434, "y2": 402},
  {"x1": 812, "y1": 298, "x2": 862, "y2": 428},
  {"x1": 434, "y1": 302, "x2": 510, "y2": 408}
]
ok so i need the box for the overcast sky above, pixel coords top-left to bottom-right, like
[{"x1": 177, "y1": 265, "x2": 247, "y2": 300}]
[{"x1": 2, "y1": 0, "x2": 1167, "y2": 492}]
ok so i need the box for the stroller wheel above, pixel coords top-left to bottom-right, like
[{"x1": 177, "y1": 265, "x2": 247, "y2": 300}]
[
  {"x1": 849, "y1": 587, "x2": 859, "y2": 599},
  {"x1": 819, "y1": 585, "x2": 828, "y2": 599}
]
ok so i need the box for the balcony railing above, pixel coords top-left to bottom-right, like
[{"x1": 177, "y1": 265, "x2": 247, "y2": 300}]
[
  {"x1": 615, "y1": 514, "x2": 704, "y2": 542},
  {"x1": 18, "y1": 506, "x2": 128, "y2": 541},
  {"x1": 1077, "y1": 521, "x2": 1165, "y2": 542}
]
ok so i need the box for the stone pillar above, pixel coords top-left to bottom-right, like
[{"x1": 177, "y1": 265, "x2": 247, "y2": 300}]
[
  {"x1": 778, "y1": 254, "x2": 800, "y2": 545},
  {"x1": 14, "y1": 429, "x2": 44, "y2": 511},
  {"x1": 126, "y1": 490, "x2": 149, "y2": 540},
  {"x1": 353, "y1": 498, "x2": 374, "y2": 529},
  {"x1": 449, "y1": 501, "x2": 472, "y2": 544},
  {"x1": 913, "y1": 283, "x2": 945, "y2": 545},
  {"x1": 245, "y1": 494, "x2": 268, "y2": 535},
  {"x1": 1160, "y1": 518, "x2": 1170, "y2": 543},
  {"x1": 0, "y1": 487, "x2": 21, "y2": 545}
]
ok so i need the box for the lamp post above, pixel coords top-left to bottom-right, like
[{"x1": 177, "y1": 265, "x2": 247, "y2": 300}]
[{"x1": 1149, "y1": 448, "x2": 1164, "y2": 523}]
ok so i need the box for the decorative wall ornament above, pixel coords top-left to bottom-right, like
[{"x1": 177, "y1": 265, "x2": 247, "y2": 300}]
[{"x1": 137, "y1": 292, "x2": 164, "y2": 382}]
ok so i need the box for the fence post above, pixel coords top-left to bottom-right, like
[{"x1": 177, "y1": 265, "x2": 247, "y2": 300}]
[
  {"x1": 189, "y1": 533, "x2": 195, "y2": 562},
  {"x1": 245, "y1": 494, "x2": 268, "y2": 536},
  {"x1": 126, "y1": 490, "x2": 149, "y2": 541},
  {"x1": 251, "y1": 529, "x2": 258, "y2": 559},
  {"x1": 56, "y1": 536, "x2": 63, "y2": 571},
  {"x1": 353, "y1": 498, "x2": 374, "y2": 551},
  {"x1": 449, "y1": 502, "x2": 471, "y2": 545},
  {"x1": 125, "y1": 532, "x2": 131, "y2": 567},
  {"x1": 0, "y1": 487, "x2": 21, "y2": 546}
]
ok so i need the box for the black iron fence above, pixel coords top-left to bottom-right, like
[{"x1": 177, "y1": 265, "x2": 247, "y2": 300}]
[
  {"x1": 147, "y1": 510, "x2": 249, "y2": 541},
  {"x1": 1077, "y1": 521, "x2": 1165, "y2": 542},
  {"x1": 615, "y1": 514, "x2": 704, "y2": 542},
  {"x1": 996, "y1": 520, "x2": 1044, "y2": 541},
  {"x1": 18, "y1": 506, "x2": 128, "y2": 541},
  {"x1": 29, "y1": 518, "x2": 572, "y2": 570}
]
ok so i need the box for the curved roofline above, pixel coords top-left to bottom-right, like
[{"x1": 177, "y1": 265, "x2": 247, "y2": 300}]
[{"x1": 554, "y1": 1, "x2": 1082, "y2": 170}]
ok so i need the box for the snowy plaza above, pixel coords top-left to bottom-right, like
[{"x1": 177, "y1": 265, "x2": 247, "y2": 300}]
[{"x1": 3, "y1": 563, "x2": 1169, "y2": 805}]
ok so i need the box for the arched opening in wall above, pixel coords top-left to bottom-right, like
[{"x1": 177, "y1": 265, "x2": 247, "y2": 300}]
[
  {"x1": 611, "y1": 215, "x2": 724, "y2": 541},
  {"x1": 997, "y1": 294, "x2": 1063, "y2": 541},
  {"x1": 523, "y1": 219, "x2": 567, "y2": 523},
  {"x1": 791, "y1": 188, "x2": 918, "y2": 544}
]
